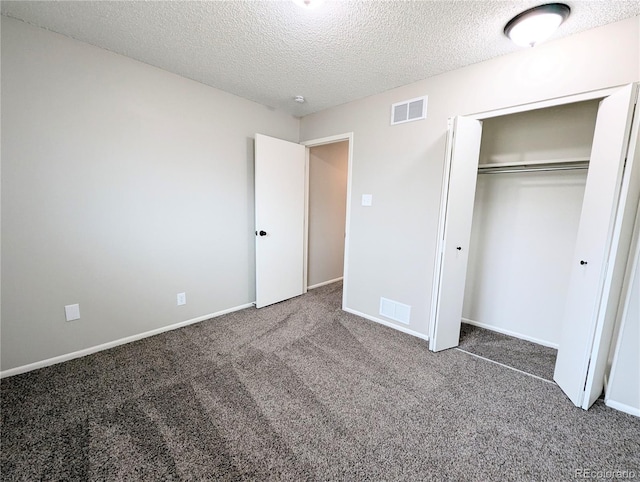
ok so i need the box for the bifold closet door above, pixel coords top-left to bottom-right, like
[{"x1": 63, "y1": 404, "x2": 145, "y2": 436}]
[
  {"x1": 429, "y1": 116, "x2": 482, "y2": 352},
  {"x1": 554, "y1": 84, "x2": 639, "y2": 408}
]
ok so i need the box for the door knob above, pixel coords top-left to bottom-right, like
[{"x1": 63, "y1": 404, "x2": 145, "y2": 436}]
[
  {"x1": 257, "y1": 230, "x2": 267, "y2": 237},
  {"x1": 580, "y1": 260, "x2": 587, "y2": 265},
  {"x1": 456, "y1": 247, "x2": 462, "y2": 251}
]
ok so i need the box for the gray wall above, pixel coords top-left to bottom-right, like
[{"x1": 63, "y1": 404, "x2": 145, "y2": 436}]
[
  {"x1": 1, "y1": 17, "x2": 300, "y2": 371},
  {"x1": 606, "y1": 126, "x2": 640, "y2": 416},
  {"x1": 606, "y1": 238, "x2": 640, "y2": 414},
  {"x1": 308, "y1": 142, "x2": 348, "y2": 288},
  {"x1": 300, "y1": 17, "x2": 640, "y2": 336}
]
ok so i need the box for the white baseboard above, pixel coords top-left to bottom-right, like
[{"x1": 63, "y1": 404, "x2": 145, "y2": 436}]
[
  {"x1": 308, "y1": 277, "x2": 343, "y2": 290},
  {"x1": 605, "y1": 399, "x2": 640, "y2": 418},
  {"x1": 461, "y1": 318, "x2": 559, "y2": 349},
  {"x1": 0, "y1": 302, "x2": 255, "y2": 379},
  {"x1": 343, "y1": 307, "x2": 429, "y2": 342}
]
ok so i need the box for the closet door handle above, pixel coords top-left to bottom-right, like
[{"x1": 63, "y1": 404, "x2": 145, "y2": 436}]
[
  {"x1": 256, "y1": 230, "x2": 267, "y2": 236},
  {"x1": 580, "y1": 260, "x2": 588, "y2": 265},
  {"x1": 456, "y1": 247, "x2": 462, "y2": 251}
]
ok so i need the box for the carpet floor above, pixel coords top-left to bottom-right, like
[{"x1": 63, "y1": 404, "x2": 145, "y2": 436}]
[
  {"x1": 2, "y1": 282, "x2": 639, "y2": 481},
  {"x1": 458, "y1": 323, "x2": 558, "y2": 381}
]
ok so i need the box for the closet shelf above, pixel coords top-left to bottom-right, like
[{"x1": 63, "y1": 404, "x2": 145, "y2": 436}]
[{"x1": 478, "y1": 157, "x2": 589, "y2": 174}]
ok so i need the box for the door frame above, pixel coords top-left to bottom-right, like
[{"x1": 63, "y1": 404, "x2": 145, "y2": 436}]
[
  {"x1": 432, "y1": 88, "x2": 614, "y2": 347},
  {"x1": 431, "y1": 84, "x2": 631, "y2": 342},
  {"x1": 301, "y1": 133, "x2": 354, "y2": 310},
  {"x1": 465, "y1": 85, "x2": 622, "y2": 120}
]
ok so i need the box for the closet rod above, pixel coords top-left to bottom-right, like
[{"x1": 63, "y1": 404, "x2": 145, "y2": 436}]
[
  {"x1": 477, "y1": 157, "x2": 589, "y2": 169},
  {"x1": 478, "y1": 165, "x2": 589, "y2": 175}
]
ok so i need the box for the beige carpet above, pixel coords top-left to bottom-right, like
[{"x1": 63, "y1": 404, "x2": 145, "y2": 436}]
[
  {"x1": 2, "y1": 282, "x2": 639, "y2": 480},
  {"x1": 458, "y1": 323, "x2": 558, "y2": 381}
]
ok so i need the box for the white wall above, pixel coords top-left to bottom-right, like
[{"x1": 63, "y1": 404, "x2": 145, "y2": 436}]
[
  {"x1": 606, "y1": 206, "x2": 640, "y2": 416},
  {"x1": 477, "y1": 101, "x2": 600, "y2": 165},
  {"x1": 300, "y1": 17, "x2": 640, "y2": 337},
  {"x1": 0, "y1": 17, "x2": 300, "y2": 372},
  {"x1": 462, "y1": 102, "x2": 599, "y2": 346},
  {"x1": 3, "y1": 15, "x2": 640, "y2": 374},
  {"x1": 308, "y1": 141, "x2": 348, "y2": 288},
  {"x1": 464, "y1": 171, "x2": 587, "y2": 347}
]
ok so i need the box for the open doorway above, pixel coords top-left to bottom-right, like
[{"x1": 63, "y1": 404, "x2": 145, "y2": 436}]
[
  {"x1": 307, "y1": 141, "x2": 348, "y2": 288},
  {"x1": 302, "y1": 134, "x2": 353, "y2": 309}
]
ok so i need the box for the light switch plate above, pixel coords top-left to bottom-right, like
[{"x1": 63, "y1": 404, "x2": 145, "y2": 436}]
[
  {"x1": 362, "y1": 194, "x2": 373, "y2": 206},
  {"x1": 64, "y1": 304, "x2": 80, "y2": 322}
]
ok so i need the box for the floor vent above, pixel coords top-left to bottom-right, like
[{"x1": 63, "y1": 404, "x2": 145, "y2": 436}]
[
  {"x1": 390, "y1": 96, "x2": 427, "y2": 125},
  {"x1": 379, "y1": 297, "x2": 411, "y2": 324}
]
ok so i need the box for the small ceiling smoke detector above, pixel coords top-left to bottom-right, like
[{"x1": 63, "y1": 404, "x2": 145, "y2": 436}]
[
  {"x1": 294, "y1": 95, "x2": 305, "y2": 103},
  {"x1": 504, "y1": 3, "x2": 570, "y2": 48},
  {"x1": 292, "y1": 0, "x2": 324, "y2": 9}
]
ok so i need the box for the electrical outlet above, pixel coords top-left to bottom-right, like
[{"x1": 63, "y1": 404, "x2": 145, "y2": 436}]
[{"x1": 177, "y1": 292, "x2": 186, "y2": 306}]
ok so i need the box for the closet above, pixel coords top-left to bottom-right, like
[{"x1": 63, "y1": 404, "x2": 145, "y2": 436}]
[
  {"x1": 463, "y1": 100, "x2": 599, "y2": 348},
  {"x1": 429, "y1": 83, "x2": 640, "y2": 410}
]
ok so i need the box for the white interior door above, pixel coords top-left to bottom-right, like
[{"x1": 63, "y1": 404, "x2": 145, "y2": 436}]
[
  {"x1": 554, "y1": 84, "x2": 638, "y2": 407},
  {"x1": 429, "y1": 116, "x2": 483, "y2": 352},
  {"x1": 255, "y1": 134, "x2": 306, "y2": 308},
  {"x1": 582, "y1": 89, "x2": 640, "y2": 409}
]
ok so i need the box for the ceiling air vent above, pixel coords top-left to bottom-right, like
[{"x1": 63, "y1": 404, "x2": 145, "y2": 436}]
[{"x1": 390, "y1": 96, "x2": 428, "y2": 125}]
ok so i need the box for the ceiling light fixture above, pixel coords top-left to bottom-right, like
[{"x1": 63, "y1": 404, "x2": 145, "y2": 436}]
[
  {"x1": 294, "y1": 95, "x2": 305, "y2": 103},
  {"x1": 504, "y1": 3, "x2": 570, "y2": 48}
]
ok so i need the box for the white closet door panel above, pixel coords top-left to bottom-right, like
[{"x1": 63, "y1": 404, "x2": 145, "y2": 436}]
[
  {"x1": 430, "y1": 116, "x2": 483, "y2": 352},
  {"x1": 554, "y1": 84, "x2": 638, "y2": 407},
  {"x1": 583, "y1": 88, "x2": 640, "y2": 409},
  {"x1": 255, "y1": 134, "x2": 306, "y2": 308}
]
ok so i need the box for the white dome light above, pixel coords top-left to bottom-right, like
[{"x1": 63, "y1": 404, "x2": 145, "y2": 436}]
[{"x1": 505, "y1": 3, "x2": 571, "y2": 48}]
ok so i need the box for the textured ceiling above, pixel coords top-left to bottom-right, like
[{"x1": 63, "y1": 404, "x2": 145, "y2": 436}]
[{"x1": 2, "y1": 1, "x2": 640, "y2": 117}]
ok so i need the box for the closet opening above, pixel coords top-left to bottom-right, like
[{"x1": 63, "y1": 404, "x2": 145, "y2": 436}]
[
  {"x1": 459, "y1": 100, "x2": 600, "y2": 380},
  {"x1": 430, "y1": 83, "x2": 639, "y2": 409}
]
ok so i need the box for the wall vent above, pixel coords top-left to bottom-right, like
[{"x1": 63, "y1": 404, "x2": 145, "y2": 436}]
[
  {"x1": 379, "y1": 297, "x2": 411, "y2": 325},
  {"x1": 390, "y1": 96, "x2": 428, "y2": 125}
]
